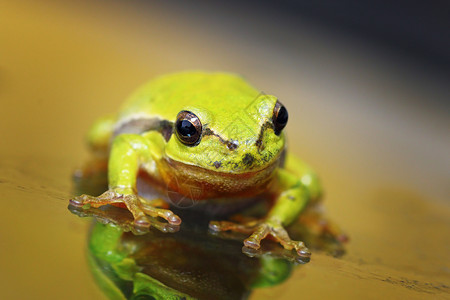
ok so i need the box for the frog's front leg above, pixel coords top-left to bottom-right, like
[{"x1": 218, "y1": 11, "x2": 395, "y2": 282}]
[
  {"x1": 210, "y1": 155, "x2": 321, "y2": 258},
  {"x1": 70, "y1": 133, "x2": 181, "y2": 227},
  {"x1": 244, "y1": 168, "x2": 313, "y2": 257}
]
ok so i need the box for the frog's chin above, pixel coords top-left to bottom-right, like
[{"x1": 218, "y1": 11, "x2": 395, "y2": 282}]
[{"x1": 161, "y1": 156, "x2": 281, "y2": 200}]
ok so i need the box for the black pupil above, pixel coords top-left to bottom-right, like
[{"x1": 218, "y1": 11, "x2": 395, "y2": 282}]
[
  {"x1": 277, "y1": 106, "x2": 288, "y2": 125},
  {"x1": 177, "y1": 120, "x2": 196, "y2": 137}
]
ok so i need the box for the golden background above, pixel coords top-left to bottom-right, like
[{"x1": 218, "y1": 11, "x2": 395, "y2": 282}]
[{"x1": 0, "y1": 0, "x2": 449, "y2": 299}]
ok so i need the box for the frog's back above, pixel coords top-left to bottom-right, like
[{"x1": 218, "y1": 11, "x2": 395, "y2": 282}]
[{"x1": 117, "y1": 72, "x2": 260, "y2": 122}]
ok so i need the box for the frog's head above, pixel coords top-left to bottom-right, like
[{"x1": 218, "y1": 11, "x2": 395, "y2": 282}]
[
  {"x1": 168, "y1": 98, "x2": 287, "y2": 170},
  {"x1": 162, "y1": 74, "x2": 288, "y2": 197},
  {"x1": 155, "y1": 73, "x2": 288, "y2": 198}
]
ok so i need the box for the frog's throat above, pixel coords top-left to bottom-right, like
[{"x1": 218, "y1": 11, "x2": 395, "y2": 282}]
[{"x1": 160, "y1": 156, "x2": 281, "y2": 200}]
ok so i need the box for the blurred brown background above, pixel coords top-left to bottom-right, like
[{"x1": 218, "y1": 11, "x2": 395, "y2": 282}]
[{"x1": 0, "y1": 0, "x2": 449, "y2": 299}]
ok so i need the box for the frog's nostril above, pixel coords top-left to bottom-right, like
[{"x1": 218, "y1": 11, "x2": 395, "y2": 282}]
[{"x1": 242, "y1": 153, "x2": 255, "y2": 167}]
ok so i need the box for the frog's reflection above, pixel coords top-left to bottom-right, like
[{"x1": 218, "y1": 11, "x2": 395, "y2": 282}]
[
  {"x1": 70, "y1": 166, "x2": 346, "y2": 299},
  {"x1": 83, "y1": 214, "x2": 290, "y2": 299},
  {"x1": 70, "y1": 202, "x2": 345, "y2": 300}
]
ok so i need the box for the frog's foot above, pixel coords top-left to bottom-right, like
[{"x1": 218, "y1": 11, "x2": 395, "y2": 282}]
[
  {"x1": 68, "y1": 203, "x2": 179, "y2": 234},
  {"x1": 70, "y1": 189, "x2": 181, "y2": 227},
  {"x1": 209, "y1": 219, "x2": 311, "y2": 258}
]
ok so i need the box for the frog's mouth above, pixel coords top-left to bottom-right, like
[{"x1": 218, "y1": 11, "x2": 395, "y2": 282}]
[{"x1": 161, "y1": 154, "x2": 283, "y2": 200}]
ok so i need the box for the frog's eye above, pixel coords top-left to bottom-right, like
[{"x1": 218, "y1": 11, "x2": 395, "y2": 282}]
[
  {"x1": 175, "y1": 110, "x2": 202, "y2": 146},
  {"x1": 273, "y1": 101, "x2": 288, "y2": 135}
]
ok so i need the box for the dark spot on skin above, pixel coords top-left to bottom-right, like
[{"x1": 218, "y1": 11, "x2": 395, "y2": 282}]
[
  {"x1": 213, "y1": 161, "x2": 222, "y2": 169},
  {"x1": 288, "y1": 195, "x2": 295, "y2": 201},
  {"x1": 242, "y1": 153, "x2": 255, "y2": 166},
  {"x1": 255, "y1": 122, "x2": 273, "y2": 152},
  {"x1": 204, "y1": 128, "x2": 239, "y2": 151},
  {"x1": 227, "y1": 140, "x2": 239, "y2": 150}
]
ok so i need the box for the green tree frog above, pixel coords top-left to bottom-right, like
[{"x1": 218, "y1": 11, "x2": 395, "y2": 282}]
[{"x1": 70, "y1": 72, "x2": 322, "y2": 257}]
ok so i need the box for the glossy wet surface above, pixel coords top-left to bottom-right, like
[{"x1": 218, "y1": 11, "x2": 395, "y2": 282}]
[{"x1": 1, "y1": 1, "x2": 449, "y2": 299}]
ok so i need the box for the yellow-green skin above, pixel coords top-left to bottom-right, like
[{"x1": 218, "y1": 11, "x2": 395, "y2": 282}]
[{"x1": 80, "y1": 72, "x2": 322, "y2": 256}]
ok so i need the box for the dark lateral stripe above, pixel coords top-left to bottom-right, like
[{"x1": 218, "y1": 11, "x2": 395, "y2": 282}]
[
  {"x1": 255, "y1": 121, "x2": 273, "y2": 152},
  {"x1": 114, "y1": 117, "x2": 173, "y2": 142},
  {"x1": 203, "y1": 128, "x2": 238, "y2": 150}
]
